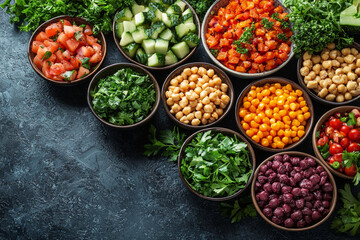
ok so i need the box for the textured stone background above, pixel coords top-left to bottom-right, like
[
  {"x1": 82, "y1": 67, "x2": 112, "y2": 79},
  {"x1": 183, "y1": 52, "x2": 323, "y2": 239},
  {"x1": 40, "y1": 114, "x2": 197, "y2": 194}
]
[{"x1": 1, "y1": 10, "x2": 360, "y2": 240}]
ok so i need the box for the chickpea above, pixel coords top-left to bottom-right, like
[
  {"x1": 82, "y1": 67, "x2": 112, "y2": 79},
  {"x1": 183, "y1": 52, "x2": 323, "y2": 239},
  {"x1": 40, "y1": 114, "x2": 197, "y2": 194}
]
[
  {"x1": 341, "y1": 63, "x2": 348, "y2": 68},
  {"x1": 179, "y1": 92, "x2": 184, "y2": 98},
  {"x1": 201, "y1": 118, "x2": 208, "y2": 125},
  {"x1": 220, "y1": 102, "x2": 227, "y2": 109},
  {"x1": 173, "y1": 93, "x2": 181, "y2": 102},
  {"x1": 221, "y1": 95, "x2": 230, "y2": 104},
  {"x1": 168, "y1": 86, "x2": 176, "y2": 92},
  {"x1": 208, "y1": 117, "x2": 216, "y2": 123},
  {"x1": 329, "y1": 50, "x2": 339, "y2": 59},
  {"x1": 202, "y1": 96, "x2": 210, "y2": 105},
  {"x1": 202, "y1": 83, "x2": 210, "y2": 89},
  {"x1": 351, "y1": 48, "x2": 359, "y2": 56},
  {"x1": 307, "y1": 80, "x2": 318, "y2": 89},
  {"x1": 312, "y1": 64, "x2": 321, "y2": 74},
  {"x1": 167, "y1": 98, "x2": 174, "y2": 106},
  {"x1": 165, "y1": 91, "x2": 171, "y2": 98},
  {"x1": 322, "y1": 60, "x2": 332, "y2": 69},
  {"x1": 341, "y1": 48, "x2": 351, "y2": 56},
  {"x1": 208, "y1": 80, "x2": 215, "y2": 87},
  {"x1": 303, "y1": 60, "x2": 313, "y2": 68},
  {"x1": 194, "y1": 111, "x2": 202, "y2": 119},
  {"x1": 214, "y1": 98, "x2": 221, "y2": 106},
  {"x1": 191, "y1": 67, "x2": 198, "y2": 74},
  {"x1": 336, "y1": 94, "x2": 345, "y2": 102},
  {"x1": 204, "y1": 104, "x2": 214, "y2": 113},
  {"x1": 191, "y1": 119, "x2": 200, "y2": 126},
  {"x1": 203, "y1": 112, "x2": 211, "y2": 119},
  {"x1": 186, "y1": 113, "x2": 195, "y2": 121},
  {"x1": 300, "y1": 67, "x2": 310, "y2": 76},
  {"x1": 221, "y1": 83, "x2": 228, "y2": 92},
  {"x1": 318, "y1": 88, "x2": 328, "y2": 98},
  {"x1": 197, "y1": 78, "x2": 206, "y2": 86},
  {"x1": 186, "y1": 91, "x2": 198, "y2": 101},
  {"x1": 358, "y1": 77, "x2": 360, "y2": 83},
  {"x1": 212, "y1": 112, "x2": 219, "y2": 120},
  {"x1": 327, "y1": 43, "x2": 336, "y2": 50},
  {"x1": 347, "y1": 81, "x2": 357, "y2": 90},
  {"x1": 351, "y1": 88, "x2": 360, "y2": 96},
  {"x1": 194, "y1": 87, "x2": 202, "y2": 95},
  {"x1": 209, "y1": 92, "x2": 217, "y2": 101},
  {"x1": 328, "y1": 84, "x2": 337, "y2": 93},
  {"x1": 320, "y1": 78, "x2": 332, "y2": 88},
  {"x1": 314, "y1": 76, "x2": 321, "y2": 83},
  {"x1": 328, "y1": 70, "x2": 335, "y2": 79},
  {"x1": 188, "y1": 81, "x2": 196, "y2": 89},
  {"x1": 332, "y1": 75, "x2": 343, "y2": 84},
  {"x1": 196, "y1": 103, "x2": 203, "y2": 111},
  {"x1": 344, "y1": 54, "x2": 355, "y2": 64},
  {"x1": 175, "y1": 111, "x2": 183, "y2": 119},
  {"x1": 198, "y1": 67, "x2": 207, "y2": 76},
  {"x1": 199, "y1": 90, "x2": 208, "y2": 100},
  {"x1": 174, "y1": 87, "x2": 181, "y2": 94},
  {"x1": 349, "y1": 63, "x2": 357, "y2": 70},
  {"x1": 203, "y1": 75, "x2": 210, "y2": 82},
  {"x1": 357, "y1": 54, "x2": 360, "y2": 59},
  {"x1": 335, "y1": 68, "x2": 343, "y2": 75},
  {"x1": 304, "y1": 75, "x2": 312, "y2": 83},
  {"x1": 319, "y1": 70, "x2": 327, "y2": 79},
  {"x1": 179, "y1": 116, "x2": 187, "y2": 123},
  {"x1": 331, "y1": 60, "x2": 340, "y2": 68},
  {"x1": 308, "y1": 71, "x2": 316, "y2": 79},
  {"x1": 325, "y1": 94, "x2": 336, "y2": 101},
  {"x1": 207, "y1": 69, "x2": 215, "y2": 78},
  {"x1": 176, "y1": 75, "x2": 184, "y2": 82},
  {"x1": 189, "y1": 74, "x2": 200, "y2": 82},
  {"x1": 343, "y1": 66, "x2": 352, "y2": 74},
  {"x1": 213, "y1": 77, "x2": 222, "y2": 86},
  {"x1": 356, "y1": 59, "x2": 360, "y2": 68},
  {"x1": 189, "y1": 100, "x2": 197, "y2": 108},
  {"x1": 336, "y1": 56, "x2": 344, "y2": 63},
  {"x1": 182, "y1": 106, "x2": 191, "y2": 115},
  {"x1": 205, "y1": 87, "x2": 212, "y2": 94},
  {"x1": 348, "y1": 72, "x2": 357, "y2": 81},
  {"x1": 216, "y1": 108, "x2": 223, "y2": 116},
  {"x1": 179, "y1": 81, "x2": 189, "y2": 92},
  {"x1": 303, "y1": 51, "x2": 312, "y2": 60},
  {"x1": 179, "y1": 97, "x2": 188, "y2": 108},
  {"x1": 337, "y1": 84, "x2": 347, "y2": 93},
  {"x1": 312, "y1": 55, "x2": 321, "y2": 64},
  {"x1": 321, "y1": 53, "x2": 329, "y2": 61},
  {"x1": 170, "y1": 78, "x2": 178, "y2": 86},
  {"x1": 181, "y1": 72, "x2": 188, "y2": 80},
  {"x1": 171, "y1": 104, "x2": 181, "y2": 113},
  {"x1": 345, "y1": 92, "x2": 353, "y2": 100}
]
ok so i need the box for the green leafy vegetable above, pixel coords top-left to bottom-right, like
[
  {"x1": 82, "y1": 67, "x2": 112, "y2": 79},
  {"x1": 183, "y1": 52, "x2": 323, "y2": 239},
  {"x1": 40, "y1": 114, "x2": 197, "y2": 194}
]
[
  {"x1": 318, "y1": 143, "x2": 331, "y2": 159},
  {"x1": 162, "y1": 0, "x2": 176, "y2": 5},
  {"x1": 144, "y1": 125, "x2": 186, "y2": 162},
  {"x1": 186, "y1": 0, "x2": 216, "y2": 20},
  {"x1": 81, "y1": 58, "x2": 90, "y2": 69},
  {"x1": 90, "y1": 68, "x2": 156, "y2": 126},
  {"x1": 210, "y1": 49, "x2": 219, "y2": 57},
  {"x1": 271, "y1": 12, "x2": 290, "y2": 29},
  {"x1": 316, "y1": 131, "x2": 320, "y2": 138},
  {"x1": 331, "y1": 184, "x2": 360, "y2": 236},
  {"x1": 277, "y1": 33, "x2": 287, "y2": 41},
  {"x1": 339, "y1": 112, "x2": 356, "y2": 126},
  {"x1": 233, "y1": 23, "x2": 255, "y2": 54},
  {"x1": 181, "y1": 131, "x2": 253, "y2": 198},
  {"x1": 283, "y1": 0, "x2": 354, "y2": 55},
  {"x1": 149, "y1": 2, "x2": 167, "y2": 12},
  {"x1": 261, "y1": 18, "x2": 274, "y2": 30},
  {"x1": 219, "y1": 195, "x2": 257, "y2": 223},
  {"x1": 41, "y1": 51, "x2": 52, "y2": 61},
  {"x1": 1, "y1": 0, "x2": 134, "y2": 34},
  {"x1": 342, "y1": 150, "x2": 360, "y2": 185}
]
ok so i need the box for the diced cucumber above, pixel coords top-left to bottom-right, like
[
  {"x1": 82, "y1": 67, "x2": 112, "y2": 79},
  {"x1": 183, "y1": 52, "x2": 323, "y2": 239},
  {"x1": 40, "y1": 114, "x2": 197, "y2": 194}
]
[
  {"x1": 165, "y1": 50, "x2": 178, "y2": 65},
  {"x1": 123, "y1": 21, "x2": 136, "y2": 33},
  {"x1": 166, "y1": 4, "x2": 182, "y2": 15},
  {"x1": 171, "y1": 41, "x2": 189, "y2": 59},
  {"x1": 123, "y1": 43, "x2": 139, "y2": 58},
  {"x1": 146, "y1": 8, "x2": 162, "y2": 22},
  {"x1": 155, "y1": 39, "x2": 169, "y2": 54},
  {"x1": 185, "y1": 22, "x2": 196, "y2": 33},
  {"x1": 162, "y1": 13, "x2": 171, "y2": 27},
  {"x1": 142, "y1": 39, "x2": 156, "y2": 54},
  {"x1": 182, "y1": 33, "x2": 199, "y2": 48},
  {"x1": 182, "y1": 8, "x2": 192, "y2": 16},
  {"x1": 143, "y1": 7, "x2": 150, "y2": 12},
  {"x1": 175, "y1": 23, "x2": 189, "y2": 38},
  {"x1": 146, "y1": 29, "x2": 159, "y2": 39},
  {"x1": 120, "y1": 32, "x2": 134, "y2": 46},
  {"x1": 149, "y1": 2, "x2": 167, "y2": 12},
  {"x1": 136, "y1": 48, "x2": 148, "y2": 64},
  {"x1": 115, "y1": 22, "x2": 124, "y2": 38},
  {"x1": 182, "y1": 9, "x2": 193, "y2": 24},
  {"x1": 134, "y1": 12, "x2": 146, "y2": 26},
  {"x1": 148, "y1": 53, "x2": 165, "y2": 67},
  {"x1": 116, "y1": 7, "x2": 133, "y2": 22},
  {"x1": 132, "y1": 29, "x2": 147, "y2": 43},
  {"x1": 174, "y1": 0, "x2": 186, "y2": 12},
  {"x1": 159, "y1": 28, "x2": 173, "y2": 41},
  {"x1": 132, "y1": 3, "x2": 145, "y2": 15},
  {"x1": 152, "y1": 21, "x2": 166, "y2": 34},
  {"x1": 162, "y1": 13, "x2": 180, "y2": 27}
]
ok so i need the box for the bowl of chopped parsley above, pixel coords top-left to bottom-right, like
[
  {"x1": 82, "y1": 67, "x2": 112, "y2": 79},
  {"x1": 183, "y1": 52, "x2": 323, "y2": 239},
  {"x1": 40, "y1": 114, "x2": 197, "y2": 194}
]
[
  {"x1": 178, "y1": 127, "x2": 256, "y2": 201},
  {"x1": 87, "y1": 63, "x2": 160, "y2": 129}
]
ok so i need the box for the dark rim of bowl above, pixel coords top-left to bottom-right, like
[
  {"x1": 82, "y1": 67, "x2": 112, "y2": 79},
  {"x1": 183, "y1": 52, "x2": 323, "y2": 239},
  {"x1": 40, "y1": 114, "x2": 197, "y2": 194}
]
[
  {"x1": 312, "y1": 105, "x2": 360, "y2": 180},
  {"x1": 112, "y1": 0, "x2": 201, "y2": 70},
  {"x1": 251, "y1": 151, "x2": 337, "y2": 231},
  {"x1": 87, "y1": 63, "x2": 161, "y2": 129},
  {"x1": 201, "y1": 0, "x2": 294, "y2": 78},
  {"x1": 297, "y1": 42, "x2": 360, "y2": 105},
  {"x1": 178, "y1": 127, "x2": 256, "y2": 201},
  {"x1": 28, "y1": 15, "x2": 107, "y2": 86},
  {"x1": 235, "y1": 77, "x2": 315, "y2": 152},
  {"x1": 161, "y1": 62, "x2": 234, "y2": 130}
]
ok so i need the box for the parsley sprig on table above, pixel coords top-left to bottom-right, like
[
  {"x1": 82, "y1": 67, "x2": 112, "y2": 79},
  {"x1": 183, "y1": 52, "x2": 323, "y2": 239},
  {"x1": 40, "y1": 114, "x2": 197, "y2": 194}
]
[
  {"x1": 219, "y1": 195, "x2": 257, "y2": 223},
  {"x1": 343, "y1": 151, "x2": 360, "y2": 186},
  {"x1": 331, "y1": 184, "x2": 360, "y2": 236},
  {"x1": 181, "y1": 131, "x2": 253, "y2": 198},
  {"x1": 90, "y1": 68, "x2": 156, "y2": 126},
  {"x1": 144, "y1": 125, "x2": 186, "y2": 162}
]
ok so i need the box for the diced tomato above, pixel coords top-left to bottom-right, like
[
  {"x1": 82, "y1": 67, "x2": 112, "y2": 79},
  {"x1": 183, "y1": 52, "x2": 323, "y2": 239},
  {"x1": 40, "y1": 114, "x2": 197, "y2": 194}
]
[
  {"x1": 62, "y1": 60, "x2": 75, "y2": 71},
  {"x1": 217, "y1": 51, "x2": 228, "y2": 61},
  {"x1": 52, "y1": 75, "x2": 64, "y2": 81},
  {"x1": 45, "y1": 22, "x2": 63, "y2": 38},
  {"x1": 33, "y1": 56, "x2": 43, "y2": 69},
  {"x1": 48, "y1": 54, "x2": 56, "y2": 63},
  {"x1": 61, "y1": 70, "x2": 77, "y2": 81},
  {"x1": 64, "y1": 25, "x2": 75, "y2": 38},
  {"x1": 57, "y1": 33, "x2": 69, "y2": 46},
  {"x1": 43, "y1": 40, "x2": 59, "y2": 53},
  {"x1": 42, "y1": 61, "x2": 52, "y2": 78},
  {"x1": 81, "y1": 46, "x2": 95, "y2": 57},
  {"x1": 37, "y1": 46, "x2": 50, "y2": 60},
  {"x1": 265, "y1": 40, "x2": 277, "y2": 50},
  {"x1": 55, "y1": 50, "x2": 65, "y2": 62},
  {"x1": 279, "y1": 52, "x2": 288, "y2": 61},
  {"x1": 63, "y1": 20, "x2": 72, "y2": 26},
  {"x1": 254, "y1": 55, "x2": 266, "y2": 64},
  {"x1": 89, "y1": 52, "x2": 102, "y2": 63},
  {"x1": 50, "y1": 63, "x2": 66, "y2": 75},
  {"x1": 279, "y1": 43, "x2": 291, "y2": 54},
  {"x1": 70, "y1": 57, "x2": 81, "y2": 69},
  {"x1": 228, "y1": 56, "x2": 240, "y2": 64},
  {"x1": 35, "y1": 31, "x2": 48, "y2": 42},
  {"x1": 66, "y1": 39, "x2": 80, "y2": 52},
  {"x1": 84, "y1": 25, "x2": 93, "y2": 36},
  {"x1": 62, "y1": 50, "x2": 71, "y2": 60},
  {"x1": 77, "y1": 66, "x2": 90, "y2": 79},
  {"x1": 31, "y1": 41, "x2": 44, "y2": 53}
]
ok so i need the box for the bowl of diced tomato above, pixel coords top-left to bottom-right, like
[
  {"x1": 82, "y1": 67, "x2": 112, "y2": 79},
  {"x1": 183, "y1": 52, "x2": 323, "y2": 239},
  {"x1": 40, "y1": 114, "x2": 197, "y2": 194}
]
[
  {"x1": 201, "y1": 0, "x2": 294, "y2": 79},
  {"x1": 313, "y1": 106, "x2": 360, "y2": 184},
  {"x1": 28, "y1": 15, "x2": 107, "y2": 85}
]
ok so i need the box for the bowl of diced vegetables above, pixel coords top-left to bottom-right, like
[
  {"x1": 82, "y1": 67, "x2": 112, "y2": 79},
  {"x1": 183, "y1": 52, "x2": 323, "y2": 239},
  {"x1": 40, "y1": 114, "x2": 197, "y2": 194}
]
[
  {"x1": 201, "y1": 0, "x2": 294, "y2": 79},
  {"x1": 87, "y1": 63, "x2": 160, "y2": 129},
  {"x1": 178, "y1": 127, "x2": 256, "y2": 201},
  {"x1": 113, "y1": 0, "x2": 201, "y2": 69},
  {"x1": 28, "y1": 15, "x2": 107, "y2": 85}
]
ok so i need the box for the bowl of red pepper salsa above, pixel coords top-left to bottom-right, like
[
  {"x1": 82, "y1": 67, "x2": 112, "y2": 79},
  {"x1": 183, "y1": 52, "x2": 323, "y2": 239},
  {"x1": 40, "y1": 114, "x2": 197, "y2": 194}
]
[
  {"x1": 202, "y1": 0, "x2": 293, "y2": 78},
  {"x1": 313, "y1": 106, "x2": 360, "y2": 184},
  {"x1": 28, "y1": 15, "x2": 107, "y2": 85}
]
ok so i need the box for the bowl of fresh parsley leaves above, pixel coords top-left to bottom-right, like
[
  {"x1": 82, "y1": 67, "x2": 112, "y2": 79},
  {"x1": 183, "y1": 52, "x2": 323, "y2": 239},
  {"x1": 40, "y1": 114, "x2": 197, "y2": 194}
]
[
  {"x1": 87, "y1": 63, "x2": 160, "y2": 129},
  {"x1": 178, "y1": 127, "x2": 256, "y2": 201}
]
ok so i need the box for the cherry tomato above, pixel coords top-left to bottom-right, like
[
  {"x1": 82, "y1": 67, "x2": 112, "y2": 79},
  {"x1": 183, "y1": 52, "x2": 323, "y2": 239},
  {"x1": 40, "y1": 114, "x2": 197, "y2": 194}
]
[
  {"x1": 340, "y1": 125, "x2": 351, "y2": 135},
  {"x1": 347, "y1": 143, "x2": 360, "y2": 152},
  {"x1": 340, "y1": 138, "x2": 350, "y2": 149},
  {"x1": 329, "y1": 143, "x2": 343, "y2": 155},
  {"x1": 329, "y1": 118, "x2": 343, "y2": 130},
  {"x1": 317, "y1": 138, "x2": 326, "y2": 147},
  {"x1": 333, "y1": 153, "x2": 343, "y2": 163},
  {"x1": 345, "y1": 164, "x2": 357, "y2": 177},
  {"x1": 328, "y1": 156, "x2": 335, "y2": 164},
  {"x1": 348, "y1": 129, "x2": 360, "y2": 141}
]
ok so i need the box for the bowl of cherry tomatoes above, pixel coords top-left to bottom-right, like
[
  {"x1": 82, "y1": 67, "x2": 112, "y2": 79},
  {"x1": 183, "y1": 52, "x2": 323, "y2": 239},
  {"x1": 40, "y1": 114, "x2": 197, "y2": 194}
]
[
  {"x1": 312, "y1": 106, "x2": 360, "y2": 183},
  {"x1": 28, "y1": 15, "x2": 107, "y2": 85}
]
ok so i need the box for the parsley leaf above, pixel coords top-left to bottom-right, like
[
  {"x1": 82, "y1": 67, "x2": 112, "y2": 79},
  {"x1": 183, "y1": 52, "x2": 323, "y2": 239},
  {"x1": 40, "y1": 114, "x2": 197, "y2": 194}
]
[
  {"x1": 41, "y1": 51, "x2": 52, "y2": 61},
  {"x1": 233, "y1": 23, "x2": 255, "y2": 54},
  {"x1": 316, "y1": 131, "x2": 320, "y2": 138},
  {"x1": 318, "y1": 143, "x2": 330, "y2": 159},
  {"x1": 342, "y1": 150, "x2": 360, "y2": 186},
  {"x1": 210, "y1": 49, "x2": 219, "y2": 57},
  {"x1": 347, "y1": 112, "x2": 356, "y2": 126},
  {"x1": 219, "y1": 195, "x2": 257, "y2": 223},
  {"x1": 79, "y1": 24, "x2": 85, "y2": 28},
  {"x1": 63, "y1": 70, "x2": 75, "y2": 82},
  {"x1": 331, "y1": 184, "x2": 360, "y2": 236},
  {"x1": 144, "y1": 125, "x2": 187, "y2": 162},
  {"x1": 81, "y1": 58, "x2": 90, "y2": 69},
  {"x1": 277, "y1": 33, "x2": 287, "y2": 41},
  {"x1": 261, "y1": 18, "x2": 274, "y2": 30},
  {"x1": 74, "y1": 31, "x2": 82, "y2": 41}
]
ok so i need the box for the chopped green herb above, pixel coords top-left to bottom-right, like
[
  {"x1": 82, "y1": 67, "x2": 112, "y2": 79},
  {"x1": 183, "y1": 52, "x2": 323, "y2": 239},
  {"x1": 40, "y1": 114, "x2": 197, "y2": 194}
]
[
  {"x1": 63, "y1": 70, "x2": 75, "y2": 82},
  {"x1": 58, "y1": 47, "x2": 64, "y2": 52},
  {"x1": 79, "y1": 24, "x2": 85, "y2": 28},
  {"x1": 81, "y1": 58, "x2": 90, "y2": 69},
  {"x1": 347, "y1": 112, "x2": 357, "y2": 126},
  {"x1": 271, "y1": 12, "x2": 290, "y2": 29},
  {"x1": 316, "y1": 131, "x2": 320, "y2": 138},
  {"x1": 261, "y1": 18, "x2": 274, "y2": 30},
  {"x1": 59, "y1": 19, "x2": 64, "y2": 23},
  {"x1": 210, "y1": 49, "x2": 219, "y2": 57},
  {"x1": 40, "y1": 45, "x2": 44, "y2": 49},
  {"x1": 219, "y1": 195, "x2": 257, "y2": 223},
  {"x1": 47, "y1": 61, "x2": 51, "y2": 66},
  {"x1": 41, "y1": 51, "x2": 52, "y2": 61},
  {"x1": 318, "y1": 143, "x2": 331, "y2": 159},
  {"x1": 277, "y1": 33, "x2": 287, "y2": 41},
  {"x1": 74, "y1": 31, "x2": 82, "y2": 41},
  {"x1": 342, "y1": 150, "x2": 360, "y2": 186},
  {"x1": 233, "y1": 23, "x2": 255, "y2": 54}
]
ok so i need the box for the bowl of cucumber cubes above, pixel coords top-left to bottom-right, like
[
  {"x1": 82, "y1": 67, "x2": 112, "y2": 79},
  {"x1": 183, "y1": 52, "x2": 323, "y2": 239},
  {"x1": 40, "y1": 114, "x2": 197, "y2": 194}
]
[{"x1": 113, "y1": 0, "x2": 201, "y2": 69}]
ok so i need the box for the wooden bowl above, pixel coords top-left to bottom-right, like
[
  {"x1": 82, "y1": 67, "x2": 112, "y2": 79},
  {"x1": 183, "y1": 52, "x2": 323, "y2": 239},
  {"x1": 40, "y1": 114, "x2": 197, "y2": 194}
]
[
  {"x1": 178, "y1": 127, "x2": 256, "y2": 201},
  {"x1": 112, "y1": 0, "x2": 201, "y2": 70},
  {"x1": 251, "y1": 151, "x2": 337, "y2": 231},
  {"x1": 201, "y1": 0, "x2": 294, "y2": 79},
  {"x1": 235, "y1": 77, "x2": 314, "y2": 152},
  {"x1": 87, "y1": 63, "x2": 160, "y2": 129},
  {"x1": 162, "y1": 62, "x2": 234, "y2": 130},
  {"x1": 297, "y1": 43, "x2": 360, "y2": 105},
  {"x1": 28, "y1": 15, "x2": 107, "y2": 86},
  {"x1": 312, "y1": 106, "x2": 360, "y2": 180}
]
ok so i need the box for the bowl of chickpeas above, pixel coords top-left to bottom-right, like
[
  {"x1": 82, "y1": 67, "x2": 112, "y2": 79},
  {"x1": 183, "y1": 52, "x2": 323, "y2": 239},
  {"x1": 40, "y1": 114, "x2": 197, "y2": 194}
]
[
  {"x1": 162, "y1": 62, "x2": 234, "y2": 129},
  {"x1": 297, "y1": 42, "x2": 360, "y2": 105},
  {"x1": 235, "y1": 77, "x2": 314, "y2": 152}
]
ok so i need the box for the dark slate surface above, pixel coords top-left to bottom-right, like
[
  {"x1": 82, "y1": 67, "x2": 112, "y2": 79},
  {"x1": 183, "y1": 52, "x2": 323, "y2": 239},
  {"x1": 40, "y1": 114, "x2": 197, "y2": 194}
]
[{"x1": 1, "y1": 11, "x2": 360, "y2": 240}]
